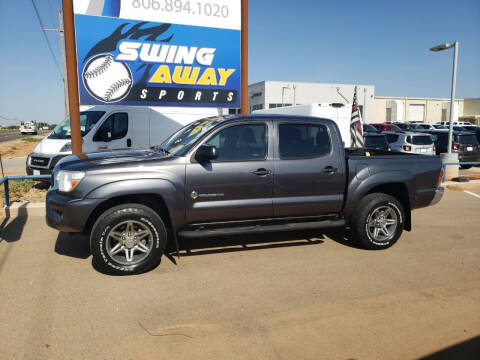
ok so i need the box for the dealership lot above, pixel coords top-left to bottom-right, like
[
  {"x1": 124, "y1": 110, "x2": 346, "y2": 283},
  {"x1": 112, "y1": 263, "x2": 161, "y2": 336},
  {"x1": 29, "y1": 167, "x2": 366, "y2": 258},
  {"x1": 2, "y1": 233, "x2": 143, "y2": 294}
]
[{"x1": 0, "y1": 190, "x2": 479, "y2": 359}]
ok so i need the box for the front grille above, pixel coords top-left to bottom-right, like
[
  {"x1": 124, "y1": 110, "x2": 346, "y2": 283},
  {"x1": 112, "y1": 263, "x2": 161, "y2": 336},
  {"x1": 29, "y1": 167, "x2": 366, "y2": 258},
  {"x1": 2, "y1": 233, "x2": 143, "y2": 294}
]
[{"x1": 31, "y1": 157, "x2": 49, "y2": 167}]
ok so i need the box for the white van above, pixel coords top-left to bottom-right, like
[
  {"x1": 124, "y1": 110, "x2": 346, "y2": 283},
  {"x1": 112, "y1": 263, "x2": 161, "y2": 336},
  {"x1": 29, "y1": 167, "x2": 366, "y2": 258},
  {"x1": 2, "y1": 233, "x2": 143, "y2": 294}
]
[
  {"x1": 20, "y1": 121, "x2": 38, "y2": 135},
  {"x1": 253, "y1": 103, "x2": 354, "y2": 147},
  {"x1": 27, "y1": 106, "x2": 225, "y2": 175}
]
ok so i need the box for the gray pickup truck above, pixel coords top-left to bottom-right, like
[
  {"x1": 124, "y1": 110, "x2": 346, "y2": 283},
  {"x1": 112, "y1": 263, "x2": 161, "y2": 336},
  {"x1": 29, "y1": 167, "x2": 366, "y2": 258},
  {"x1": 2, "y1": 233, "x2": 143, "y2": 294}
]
[{"x1": 46, "y1": 115, "x2": 443, "y2": 274}]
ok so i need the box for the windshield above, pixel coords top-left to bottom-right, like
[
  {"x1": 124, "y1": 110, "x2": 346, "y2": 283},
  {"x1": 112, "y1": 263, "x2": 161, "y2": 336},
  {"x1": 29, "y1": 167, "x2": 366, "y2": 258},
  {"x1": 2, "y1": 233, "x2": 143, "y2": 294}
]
[
  {"x1": 158, "y1": 117, "x2": 229, "y2": 156},
  {"x1": 396, "y1": 123, "x2": 409, "y2": 130},
  {"x1": 388, "y1": 124, "x2": 401, "y2": 131},
  {"x1": 363, "y1": 124, "x2": 377, "y2": 132},
  {"x1": 364, "y1": 136, "x2": 388, "y2": 148},
  {"x1": 408, "y1": 135, "x2": 433, "y2": 145},
  {"x1": 419, "y1": 124, "x2": 431, "y2": 129},
  {"x1": 48, "y1": 111, "x2": 105, "y2": 139}
]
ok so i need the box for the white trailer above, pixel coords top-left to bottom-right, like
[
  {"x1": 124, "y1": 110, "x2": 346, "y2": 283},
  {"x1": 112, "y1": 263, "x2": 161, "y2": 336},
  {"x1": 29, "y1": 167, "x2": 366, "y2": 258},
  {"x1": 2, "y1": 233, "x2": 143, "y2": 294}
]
[{"x1": 253, "y1": 103, "x2": 353, "y2": 147}]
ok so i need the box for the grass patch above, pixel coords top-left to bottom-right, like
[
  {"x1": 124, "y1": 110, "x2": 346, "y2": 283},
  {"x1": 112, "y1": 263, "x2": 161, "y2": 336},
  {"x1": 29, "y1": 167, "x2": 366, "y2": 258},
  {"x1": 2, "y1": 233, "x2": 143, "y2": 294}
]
[{"x1": 21, "y1": 137, "x2": 40, "y2": 143}]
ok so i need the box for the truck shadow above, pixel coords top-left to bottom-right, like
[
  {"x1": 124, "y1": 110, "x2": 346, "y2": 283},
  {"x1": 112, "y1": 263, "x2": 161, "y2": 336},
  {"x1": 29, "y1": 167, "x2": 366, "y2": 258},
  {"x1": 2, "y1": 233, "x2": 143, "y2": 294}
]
[
  {"x1": 52, "y1": 227, "x2": 363, "y2": 266},
  {"x1": 167, "y1": 227, "x2": 363, "y2": 262}
]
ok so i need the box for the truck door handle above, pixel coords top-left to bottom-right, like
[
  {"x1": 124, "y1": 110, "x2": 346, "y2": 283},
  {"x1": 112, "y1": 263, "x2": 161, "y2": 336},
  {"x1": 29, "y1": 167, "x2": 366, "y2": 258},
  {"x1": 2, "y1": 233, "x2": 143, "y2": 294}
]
[
  {"x1": 323, "y1": 166, "x2": 337, "y2": 174},
  {"x1": 127, "y1": 138, "x2": 132, "y2": 147},
  {"x1": 252, "y1": 168, "x2": 271, "y2": 176}
]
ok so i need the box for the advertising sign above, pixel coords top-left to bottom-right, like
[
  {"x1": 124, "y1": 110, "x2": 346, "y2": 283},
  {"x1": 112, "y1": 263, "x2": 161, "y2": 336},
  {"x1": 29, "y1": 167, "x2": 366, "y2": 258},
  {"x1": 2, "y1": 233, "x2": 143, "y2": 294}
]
[{"x1": 73, "y1": 0, "x2": 241, "y2": 107}]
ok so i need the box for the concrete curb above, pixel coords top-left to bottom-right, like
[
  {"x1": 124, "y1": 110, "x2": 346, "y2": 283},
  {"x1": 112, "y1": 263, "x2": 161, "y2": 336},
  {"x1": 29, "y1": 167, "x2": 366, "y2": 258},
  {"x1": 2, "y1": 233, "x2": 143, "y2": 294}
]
[
  {"x1": 2, "y1": 202, "x2": 46, "y2": 217},
  {"x1": 443, "y1": 180, "x2": 480, "y2": 191}
]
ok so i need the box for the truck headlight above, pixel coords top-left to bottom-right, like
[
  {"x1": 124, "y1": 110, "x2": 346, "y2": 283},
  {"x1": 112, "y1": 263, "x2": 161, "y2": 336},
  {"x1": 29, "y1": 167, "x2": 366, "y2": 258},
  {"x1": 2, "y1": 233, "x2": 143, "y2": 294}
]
[
  {"x1": 60, "y1": 142, "x2": 72, "y2": 152},
  {"x1": 56, "y1": 171, "x2": 85, "y2": 192}
]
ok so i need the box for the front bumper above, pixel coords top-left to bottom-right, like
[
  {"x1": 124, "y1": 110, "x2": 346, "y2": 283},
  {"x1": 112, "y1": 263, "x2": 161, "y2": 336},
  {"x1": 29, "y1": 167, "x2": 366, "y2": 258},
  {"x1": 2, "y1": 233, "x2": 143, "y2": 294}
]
[
  {"x1": 27, "y1": 153, "x2": 68, "y2": 176},
  {"x1": 46, "y1": 190, "x2": 103, "y2": 233}
]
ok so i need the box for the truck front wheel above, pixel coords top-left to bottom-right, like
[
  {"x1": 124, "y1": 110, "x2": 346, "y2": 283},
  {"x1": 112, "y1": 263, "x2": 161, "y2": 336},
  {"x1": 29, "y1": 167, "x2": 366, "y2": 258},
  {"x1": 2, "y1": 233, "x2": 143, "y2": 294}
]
[
  {"x1": 351, "y1": 193, "x2": 404, "y2": 250},
  {"x1": 90, "y1": 204, "x2": 167, "y2": 274}
]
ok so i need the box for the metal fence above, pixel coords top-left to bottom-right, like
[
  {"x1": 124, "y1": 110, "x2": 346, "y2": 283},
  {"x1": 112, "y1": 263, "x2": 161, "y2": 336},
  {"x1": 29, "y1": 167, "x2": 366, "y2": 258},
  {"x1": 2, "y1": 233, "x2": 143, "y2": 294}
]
[
  {"x1": 441, "y1": 162, "x2": 480, "y2": 183},
  {"x1": 0, "y1": 175, "x2": 50, "y2": 207}
]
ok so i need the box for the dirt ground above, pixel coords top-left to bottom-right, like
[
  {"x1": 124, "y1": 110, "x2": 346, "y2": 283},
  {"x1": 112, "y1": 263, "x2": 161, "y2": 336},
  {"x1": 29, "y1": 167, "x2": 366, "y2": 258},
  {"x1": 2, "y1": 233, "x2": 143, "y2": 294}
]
[
  {"x1": 0, "y1": 191, "x2": 479, "y2": 359},
  {"x1": 0, "y1": 134, "x2": 44, "y2": 158}
]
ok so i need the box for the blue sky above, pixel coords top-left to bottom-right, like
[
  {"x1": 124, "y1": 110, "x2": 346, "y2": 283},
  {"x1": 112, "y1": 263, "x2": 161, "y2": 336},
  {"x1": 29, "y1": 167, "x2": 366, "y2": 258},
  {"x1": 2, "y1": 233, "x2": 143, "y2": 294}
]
[{"x1": 0, "y1": 0, "x2": 479, "y2": 124}]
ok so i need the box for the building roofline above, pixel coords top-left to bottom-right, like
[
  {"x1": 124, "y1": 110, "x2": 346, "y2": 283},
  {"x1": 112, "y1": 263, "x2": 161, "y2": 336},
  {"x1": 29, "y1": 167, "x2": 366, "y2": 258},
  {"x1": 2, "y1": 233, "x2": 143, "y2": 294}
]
[
  {"x1": 375, "y1": 96, "x2": 465, "y2": 101},
  {"x1": 249, "y1": 80, "x2": 374, "y2": 88}
]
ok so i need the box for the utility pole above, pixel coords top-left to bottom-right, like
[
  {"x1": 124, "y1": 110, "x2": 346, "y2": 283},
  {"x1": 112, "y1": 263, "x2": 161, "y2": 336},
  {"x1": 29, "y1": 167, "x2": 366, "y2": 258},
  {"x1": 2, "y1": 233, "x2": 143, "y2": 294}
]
[{"x1": 42, "y1": 9, "x2": 69, "y2": 116}]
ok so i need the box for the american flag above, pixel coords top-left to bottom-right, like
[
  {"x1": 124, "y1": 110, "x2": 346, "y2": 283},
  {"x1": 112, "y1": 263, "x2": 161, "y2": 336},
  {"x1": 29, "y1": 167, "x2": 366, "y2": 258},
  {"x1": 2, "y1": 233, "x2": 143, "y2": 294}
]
[{"x1": 350, "y1": 86, "x2": 364, "y2": 148}]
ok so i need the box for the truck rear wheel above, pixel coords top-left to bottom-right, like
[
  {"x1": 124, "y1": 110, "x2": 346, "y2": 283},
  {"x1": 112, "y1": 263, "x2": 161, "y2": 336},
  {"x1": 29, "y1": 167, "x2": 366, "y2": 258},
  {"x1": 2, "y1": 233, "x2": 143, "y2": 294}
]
[
  {"x1": 90, "y1": 204, "x2": 167, "y2": 274},
  {"x1": 351, "y1": 193, "x2": 404, "y2": 250}
]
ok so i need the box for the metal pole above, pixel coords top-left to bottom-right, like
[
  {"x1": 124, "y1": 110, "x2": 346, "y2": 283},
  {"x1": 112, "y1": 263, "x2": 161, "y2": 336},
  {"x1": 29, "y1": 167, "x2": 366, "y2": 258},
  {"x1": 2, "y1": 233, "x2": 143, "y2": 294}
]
[
  {"x1": 447, "y1": 41, "x2": 458, "y2": 154},
  {"x1": 59, "y1": 9, "x2": 69, "y2": 116},
  {"x1": 363, "y1": 87, "x2": 367, "y2": 120},
  {"x1": 240, "y1": 0, "x2": 248, "y2": 116},
  {"x1": 62, "y1": 0, "x2": 82, "y2": 154}
]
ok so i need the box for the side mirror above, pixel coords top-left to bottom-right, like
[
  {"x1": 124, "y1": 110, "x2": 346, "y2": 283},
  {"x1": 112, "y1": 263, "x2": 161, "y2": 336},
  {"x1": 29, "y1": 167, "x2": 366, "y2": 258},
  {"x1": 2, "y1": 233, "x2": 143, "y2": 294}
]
[{"x1": 195, "y1": 145, "x2": 217, "y2": 162}]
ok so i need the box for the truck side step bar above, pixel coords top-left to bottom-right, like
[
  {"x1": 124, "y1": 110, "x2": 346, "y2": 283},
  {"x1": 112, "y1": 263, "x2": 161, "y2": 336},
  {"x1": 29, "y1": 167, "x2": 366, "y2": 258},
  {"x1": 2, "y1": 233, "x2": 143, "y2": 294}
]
[{"x1": 178, "y1": 218, "x2": 346, "y2": 239}]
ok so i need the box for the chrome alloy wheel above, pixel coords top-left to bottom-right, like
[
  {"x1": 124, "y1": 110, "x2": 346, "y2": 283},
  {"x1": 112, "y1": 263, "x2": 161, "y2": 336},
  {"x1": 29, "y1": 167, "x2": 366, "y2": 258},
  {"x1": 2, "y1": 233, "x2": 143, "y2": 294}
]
[
  {"x1": 366, "y1": 205, "x2": 398, "y2": 242},
  {"x1": 106, "y1": 220, "x2": 153, "y2": 265}
]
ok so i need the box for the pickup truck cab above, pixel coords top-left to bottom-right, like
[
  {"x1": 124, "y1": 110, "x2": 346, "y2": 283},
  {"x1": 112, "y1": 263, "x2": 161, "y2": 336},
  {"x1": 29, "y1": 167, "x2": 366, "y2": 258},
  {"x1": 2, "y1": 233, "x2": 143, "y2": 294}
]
[{"x1": 46, "y1": 115, "x2": 444, "y2": 274}]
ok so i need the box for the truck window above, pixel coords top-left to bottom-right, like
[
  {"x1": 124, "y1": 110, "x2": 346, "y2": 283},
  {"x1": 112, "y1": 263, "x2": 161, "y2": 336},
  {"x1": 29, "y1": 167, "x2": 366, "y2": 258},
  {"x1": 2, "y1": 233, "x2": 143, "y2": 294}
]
[
  {"x1": 205, "y1": 124, "x2": 267, "y2": 161},
  {"x1": 94, "y1": 113, "x2": 128, "y2": 141},
  {"x1": 279, "y1": 123, "x2": 331, "y2": 159}
]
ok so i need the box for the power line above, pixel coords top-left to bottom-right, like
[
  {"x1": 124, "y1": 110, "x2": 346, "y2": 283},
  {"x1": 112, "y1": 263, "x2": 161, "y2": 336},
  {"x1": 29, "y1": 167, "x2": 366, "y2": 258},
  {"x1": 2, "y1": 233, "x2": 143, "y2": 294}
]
[{"x1": 30, "y1": 0, "x2": 62, "y2": 77}]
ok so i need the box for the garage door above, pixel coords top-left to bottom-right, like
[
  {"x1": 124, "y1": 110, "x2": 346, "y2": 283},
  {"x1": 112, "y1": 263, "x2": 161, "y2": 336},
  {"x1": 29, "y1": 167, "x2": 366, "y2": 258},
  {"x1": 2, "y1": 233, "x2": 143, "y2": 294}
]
[{"x1": 409, "y1": 104, "x2": 425, "y2": 122}]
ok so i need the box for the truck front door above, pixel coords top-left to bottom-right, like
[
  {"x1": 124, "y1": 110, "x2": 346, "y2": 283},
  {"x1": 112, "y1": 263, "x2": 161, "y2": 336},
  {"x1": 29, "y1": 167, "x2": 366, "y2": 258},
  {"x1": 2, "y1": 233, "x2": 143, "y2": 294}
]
[
  {"x1": 185, "y1": 121, "x2": 274, "y2": 223},
  {"x1": 273, "y1": 121, "x2": 345, "y2": 217}
]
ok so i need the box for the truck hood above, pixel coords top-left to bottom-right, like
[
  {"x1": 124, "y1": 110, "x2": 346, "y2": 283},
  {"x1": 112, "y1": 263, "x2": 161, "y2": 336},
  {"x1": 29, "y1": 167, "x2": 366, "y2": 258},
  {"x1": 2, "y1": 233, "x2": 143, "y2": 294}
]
[{"x1": 57, "y1": 149, "x2": 170, "y2": 172}]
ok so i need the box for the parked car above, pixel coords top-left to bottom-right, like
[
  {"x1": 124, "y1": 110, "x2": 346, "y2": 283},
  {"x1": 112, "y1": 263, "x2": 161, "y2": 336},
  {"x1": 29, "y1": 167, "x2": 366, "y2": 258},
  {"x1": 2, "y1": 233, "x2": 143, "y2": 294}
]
[
  {"x1": 363, "y1": 133, "x2": 391, "y2": 151},
  {"x1": 363, "y1": 124, "x2": 379, "y2": 133},
  {"x1": 384, "y1": 131, "x2": 435, "y2": 155},
  {"x1": 372, "y1": 123, "x2": 402, "y2": 132},
  {"x1": 393, "y1": 122, "x2": 413, "y2": 131},
  {"x1": 413, "y1": 123, "x2": 435, "y2": 130},
  {"x1": 424, "y1": 130, "x2": 480, "y2": 168},
  {"x1": 433, "y1": 124, "x2": 447, "y2": 129},
  {"x1": 462, "y1": 126, "x2": 480, "y2": 142},
  {"x1": 46, "y1": 114, "x2": 443, "y2": 274},
  {"x1": 439, "y1": 121, "x2": 472, "y2": 126}
]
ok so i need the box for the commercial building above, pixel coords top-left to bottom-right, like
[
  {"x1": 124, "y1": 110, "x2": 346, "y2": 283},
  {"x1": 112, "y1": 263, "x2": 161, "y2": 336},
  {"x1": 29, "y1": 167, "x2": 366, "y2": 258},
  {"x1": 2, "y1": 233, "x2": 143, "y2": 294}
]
[
  {"x1": 243, "y1": 80, "x2": 480, "y2": 125},
  {"x1": 374, "y1": 96, "x2": 480, "y2": 125},
  {"x1": 245, "y1": 80, "x2": 375, "y2": 122}
]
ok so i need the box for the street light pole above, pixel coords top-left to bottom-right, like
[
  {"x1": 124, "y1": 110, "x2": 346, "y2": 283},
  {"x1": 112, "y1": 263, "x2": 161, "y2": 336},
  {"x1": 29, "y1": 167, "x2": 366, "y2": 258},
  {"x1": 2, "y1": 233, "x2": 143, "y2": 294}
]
[
  {"x1": 447, "y1": 42, "x2": 458, "y2": 153},
  {"x1": 430, "y1": 41, "x2": 459, "y2": 154},
  {"x1": 430, "y1": 41, "x2": 459, "y2": 180}
]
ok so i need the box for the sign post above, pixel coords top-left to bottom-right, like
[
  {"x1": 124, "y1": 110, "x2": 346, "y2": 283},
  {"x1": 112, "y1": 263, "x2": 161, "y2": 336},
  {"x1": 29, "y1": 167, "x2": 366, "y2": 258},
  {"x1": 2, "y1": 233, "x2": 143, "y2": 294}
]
[{"x1": 62, "y1": 0, "x2": 82, "y2": 155}]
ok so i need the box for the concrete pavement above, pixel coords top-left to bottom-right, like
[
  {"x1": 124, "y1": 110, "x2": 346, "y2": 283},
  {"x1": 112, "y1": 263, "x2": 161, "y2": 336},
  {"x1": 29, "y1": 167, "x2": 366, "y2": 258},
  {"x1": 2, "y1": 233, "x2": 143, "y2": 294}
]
[{"x1": 0, "y1": 192, "x2": 479, "y2": 359}]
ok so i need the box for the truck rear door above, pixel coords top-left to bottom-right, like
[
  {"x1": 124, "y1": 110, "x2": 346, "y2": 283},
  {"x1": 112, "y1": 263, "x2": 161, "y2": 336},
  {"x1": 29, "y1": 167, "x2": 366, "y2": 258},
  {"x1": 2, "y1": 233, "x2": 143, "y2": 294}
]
[{"x1": 273, "y1": 121, "x2": 345, "y2": 217}]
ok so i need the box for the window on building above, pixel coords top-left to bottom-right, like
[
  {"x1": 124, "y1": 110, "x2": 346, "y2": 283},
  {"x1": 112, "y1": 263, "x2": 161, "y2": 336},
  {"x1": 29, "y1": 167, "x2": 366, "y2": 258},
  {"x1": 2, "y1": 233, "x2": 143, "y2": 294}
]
[
  {"x1": 279, "y1": 123, "x2": 331, "y2": 159},
  {"x1": 251, "y1": 104, "x2": 264, "y2": 112}
]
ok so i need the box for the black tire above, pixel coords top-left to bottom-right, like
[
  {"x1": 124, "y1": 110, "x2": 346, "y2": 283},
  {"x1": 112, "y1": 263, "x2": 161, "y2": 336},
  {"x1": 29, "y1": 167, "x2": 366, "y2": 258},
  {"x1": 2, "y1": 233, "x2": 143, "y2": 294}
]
[
  {"x1": 90, "y1": 204, "x2": 167, "y2": 275},
  {"x1": 351, "y1": 193, "x2": 404, "y2": 250},
  {"x1": 460, "y1": 165, "x2": 472, "y2": 169}
]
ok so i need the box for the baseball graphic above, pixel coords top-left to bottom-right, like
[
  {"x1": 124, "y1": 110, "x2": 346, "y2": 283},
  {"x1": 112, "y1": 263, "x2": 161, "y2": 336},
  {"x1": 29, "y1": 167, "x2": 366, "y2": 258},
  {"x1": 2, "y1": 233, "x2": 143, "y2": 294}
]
[{"x1": 83, "y1": 54, "x2": 132, "y2": 103}]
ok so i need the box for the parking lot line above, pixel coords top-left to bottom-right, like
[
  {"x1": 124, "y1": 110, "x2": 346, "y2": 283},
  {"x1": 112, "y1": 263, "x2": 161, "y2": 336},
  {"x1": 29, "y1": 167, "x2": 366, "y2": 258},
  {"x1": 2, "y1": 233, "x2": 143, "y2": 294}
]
[{"x1": 463, "y1": 190, "x2": 480, "y2": 199}]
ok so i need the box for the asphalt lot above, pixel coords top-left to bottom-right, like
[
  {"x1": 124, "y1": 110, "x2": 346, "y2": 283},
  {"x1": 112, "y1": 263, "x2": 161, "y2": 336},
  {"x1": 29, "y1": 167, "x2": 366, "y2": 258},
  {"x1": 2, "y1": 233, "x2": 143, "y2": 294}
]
[{"x1": 0, "y1": 191, "x2": 479, "y2": 359}]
